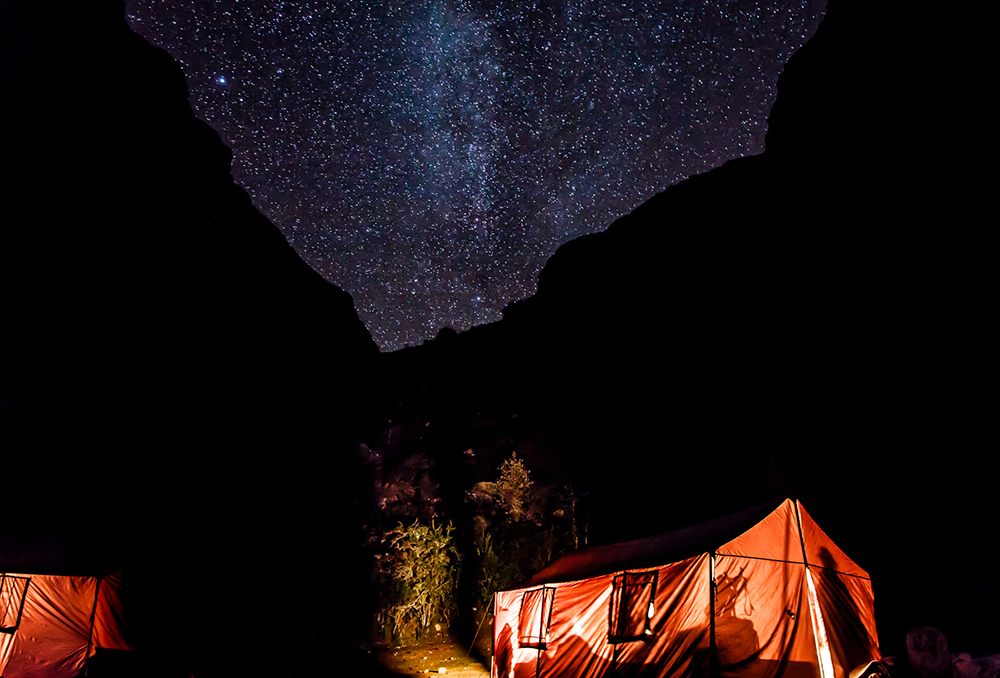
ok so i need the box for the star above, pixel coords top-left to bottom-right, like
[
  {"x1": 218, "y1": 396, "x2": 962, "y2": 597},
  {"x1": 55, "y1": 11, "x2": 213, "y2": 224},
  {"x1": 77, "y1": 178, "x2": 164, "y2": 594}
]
[{"x1": 124, "y1": 0, "x2": 826, "y2": 352}]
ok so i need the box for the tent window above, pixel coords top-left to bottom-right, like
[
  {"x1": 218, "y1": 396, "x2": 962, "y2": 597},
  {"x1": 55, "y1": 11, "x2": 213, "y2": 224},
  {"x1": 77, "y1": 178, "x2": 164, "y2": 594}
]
[
  {"x1": 609, "y1": 571, "x2": 658, "y2": 643},
  {"x1": 0, "y1": 575, "x2": 29, "y2": 634},
  {"x1": 518, "y1": 587, "x2": 555, "y2": 649}
]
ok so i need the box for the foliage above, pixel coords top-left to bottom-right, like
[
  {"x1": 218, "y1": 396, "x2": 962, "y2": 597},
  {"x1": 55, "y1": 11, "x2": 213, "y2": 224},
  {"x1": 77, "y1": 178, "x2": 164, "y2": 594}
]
[
  {"x1": 375, "y1": 519, "x2": 461, "y2": 643},
  {"x1": 472, "y1": 518, "x2": 522, "y2": 607},
  {"x1": 466, "y1": 453, "x2": 583, "y2": 614},
  {"x1": 496, "y1": 451, "x2": 532, "y2": 521},
  {"x1": 366, "y1": 448, "x2": 589, "y2": 647}
]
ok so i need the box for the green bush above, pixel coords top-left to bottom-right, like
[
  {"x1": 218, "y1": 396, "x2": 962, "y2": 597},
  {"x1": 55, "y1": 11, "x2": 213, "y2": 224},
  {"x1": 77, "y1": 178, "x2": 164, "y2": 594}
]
[
  {"x1": 468, "y1": 454, "x2": 577, "y2": 613},
  {"x1": 473, "y1": 521, "x2": 522, "y2": 607},
  {"x1": 375, "y1": 519, "x2": 461, "y2": 643}
]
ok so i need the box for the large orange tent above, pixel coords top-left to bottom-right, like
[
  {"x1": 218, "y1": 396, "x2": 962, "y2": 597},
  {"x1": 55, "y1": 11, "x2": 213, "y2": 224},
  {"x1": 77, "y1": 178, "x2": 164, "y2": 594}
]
[
  {"x1": 492, "y1": 498, "x2": 879, "y2": 678},
  {"x1": 0, "y1": 571, "x2": 134, "y2": 677}
]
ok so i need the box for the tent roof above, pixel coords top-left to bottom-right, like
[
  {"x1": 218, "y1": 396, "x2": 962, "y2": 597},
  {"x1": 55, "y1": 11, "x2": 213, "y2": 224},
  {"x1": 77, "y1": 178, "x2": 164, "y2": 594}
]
[{"x1": 519, "y1": 497, "x2": 868, "y2": 588}]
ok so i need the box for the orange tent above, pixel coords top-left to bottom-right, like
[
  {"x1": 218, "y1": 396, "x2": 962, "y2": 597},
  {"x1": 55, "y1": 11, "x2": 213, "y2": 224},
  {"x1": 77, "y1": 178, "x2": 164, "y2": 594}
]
[
  {"x1": 492, "y1": 498, "x2": 879, "y2": 678},
  {"x1": 0, "y1": 572, "x2": 133, "y2": 677}
]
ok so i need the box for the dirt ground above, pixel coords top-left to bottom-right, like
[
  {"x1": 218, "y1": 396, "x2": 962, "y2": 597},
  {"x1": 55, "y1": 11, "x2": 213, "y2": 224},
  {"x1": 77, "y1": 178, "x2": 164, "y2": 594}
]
[{"x1": 375, "y1": 636, "x2": 491, "y2": 677}]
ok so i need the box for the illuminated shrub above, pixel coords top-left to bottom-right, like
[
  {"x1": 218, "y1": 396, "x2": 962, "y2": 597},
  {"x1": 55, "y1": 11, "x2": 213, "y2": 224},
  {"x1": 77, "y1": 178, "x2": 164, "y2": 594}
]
[{"x1": 375, "y1": 519, "x2": 461, "y2": 642}]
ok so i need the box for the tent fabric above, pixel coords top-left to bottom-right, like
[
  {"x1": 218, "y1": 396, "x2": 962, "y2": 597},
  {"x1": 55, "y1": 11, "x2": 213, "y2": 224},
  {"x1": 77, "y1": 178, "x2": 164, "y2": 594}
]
[
  {"x1": 0, "y1": 572, "x2": 133, "y2": 678},
  {"x1": 493, "y1": 499, "x2": 879, "y2": 678}
]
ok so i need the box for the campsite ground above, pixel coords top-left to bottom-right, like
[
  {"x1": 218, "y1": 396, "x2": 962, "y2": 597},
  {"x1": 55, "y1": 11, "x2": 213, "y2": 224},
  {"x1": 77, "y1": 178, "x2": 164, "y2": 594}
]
[{"x1": 375, "y1": 637, "x2": 491, "y2": 677}]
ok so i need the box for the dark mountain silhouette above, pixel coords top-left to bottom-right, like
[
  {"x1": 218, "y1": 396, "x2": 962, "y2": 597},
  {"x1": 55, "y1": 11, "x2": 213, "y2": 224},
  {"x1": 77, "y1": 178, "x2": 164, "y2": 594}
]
[
  {"x1": 1, "y1": 2, "x2": 381, "y2": 676},
  {"x1": 1, "y1": 3, "x2": 376, "y2": 398},
  {"x1": 373, "y1": 0, "x2": 994, "y2": 657}
]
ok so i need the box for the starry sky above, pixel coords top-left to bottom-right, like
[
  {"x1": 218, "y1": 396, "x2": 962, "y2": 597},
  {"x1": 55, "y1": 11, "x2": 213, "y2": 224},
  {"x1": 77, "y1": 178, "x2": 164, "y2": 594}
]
[{"x1": 124, "y1": 0, "x2": 824, "y2": 352}]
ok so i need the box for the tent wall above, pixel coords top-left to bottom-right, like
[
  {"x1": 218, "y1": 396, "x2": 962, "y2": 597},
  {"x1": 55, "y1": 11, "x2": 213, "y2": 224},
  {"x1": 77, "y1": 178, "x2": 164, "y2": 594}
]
[
  {"x1": 0, "y1": 573, "x2": 132, "y2": 678},
  {"x1": 711, "y1": 556, "x2": 818, "y2": 678},
  {"x1": 90, "y1": 572, "x2": 134, "y2": 654},
  {"x1": 495, "y1": 554, "x2": 713, "y2": 678},
  {"x1": 492, "y1": 500, "x2": 879, "y2": 678}
]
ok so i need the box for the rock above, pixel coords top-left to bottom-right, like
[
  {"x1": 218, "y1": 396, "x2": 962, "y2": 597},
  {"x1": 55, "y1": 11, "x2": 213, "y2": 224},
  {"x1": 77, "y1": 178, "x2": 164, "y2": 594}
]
[
  {"x1": 908, "y1": 627, "x2": 952, "y2": 678},
  {"x1": 907, "y1": 627, "x2": 1000, "y2": 678},
  {"x1": 954, "y1": 653, "x2": 1000, "y2": 678}
]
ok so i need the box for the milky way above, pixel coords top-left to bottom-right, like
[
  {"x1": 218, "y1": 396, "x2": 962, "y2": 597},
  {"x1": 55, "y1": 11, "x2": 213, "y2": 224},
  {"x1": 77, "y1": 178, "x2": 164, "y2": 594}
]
[{"x1": 125, "y1": 0, "x2": 824, "y2": 351}]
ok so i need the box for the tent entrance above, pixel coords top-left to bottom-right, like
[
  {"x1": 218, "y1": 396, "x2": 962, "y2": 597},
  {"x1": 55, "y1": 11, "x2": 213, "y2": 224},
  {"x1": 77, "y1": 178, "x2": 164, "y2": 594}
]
[
  {"x1": 0, "y1": 575, "x2": 31, "y2": 674},
  {"x1": 0, "y1": 575, "x2": 29, "y2": 633}
]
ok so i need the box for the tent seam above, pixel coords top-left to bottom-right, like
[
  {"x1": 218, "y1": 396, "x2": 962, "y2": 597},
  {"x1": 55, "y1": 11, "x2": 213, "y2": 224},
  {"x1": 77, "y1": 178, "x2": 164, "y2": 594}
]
[{"x1": 713, "y1": 554, "x2": 871, "y2": 580}]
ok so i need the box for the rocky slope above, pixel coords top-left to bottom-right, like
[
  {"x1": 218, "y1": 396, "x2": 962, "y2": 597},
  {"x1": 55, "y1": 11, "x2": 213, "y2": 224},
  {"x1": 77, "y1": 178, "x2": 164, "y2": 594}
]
[
  {"x1": 2, "y1": 2, "x2": 379, "y2": 675},
  {"x1": 372, "y1": 0, "x2": 994, "y2": 655}
]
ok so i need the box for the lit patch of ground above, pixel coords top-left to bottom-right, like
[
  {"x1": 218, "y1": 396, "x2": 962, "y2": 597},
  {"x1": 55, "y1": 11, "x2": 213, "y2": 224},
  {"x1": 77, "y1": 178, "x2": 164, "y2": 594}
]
[{"x1": 375, "y1": 636, "x2": 491, "y2": 677}]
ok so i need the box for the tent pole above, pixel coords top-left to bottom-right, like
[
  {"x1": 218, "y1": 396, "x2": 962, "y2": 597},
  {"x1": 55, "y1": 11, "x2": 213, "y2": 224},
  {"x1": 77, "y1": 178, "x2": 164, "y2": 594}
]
[
  {"x1": 796, "y1": 501, "x2": 837, "y2": 678},
  {"x1": 709, "y1": 552, "x2": 717, "y2": 678},
  {"x1": 534, "y1": 590, "x2": 542, "y2": 678},
  {"x1": 83, "y1": 575, "x2": 104, "y2": 677},
  {"x1": 793, "y1": 500, "x2": 810, "y2": 569}
]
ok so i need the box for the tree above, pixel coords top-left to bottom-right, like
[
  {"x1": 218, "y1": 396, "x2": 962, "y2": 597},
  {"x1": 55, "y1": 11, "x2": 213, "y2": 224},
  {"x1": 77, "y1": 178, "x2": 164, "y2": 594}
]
[{"x1": 496, "y1": 451, "x2": 532, "y2": 521}]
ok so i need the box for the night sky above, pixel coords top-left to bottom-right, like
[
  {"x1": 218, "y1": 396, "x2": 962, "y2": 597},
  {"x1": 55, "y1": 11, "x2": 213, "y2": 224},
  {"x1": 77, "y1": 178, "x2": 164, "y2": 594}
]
[{"x1": 124, "y1": 0, "x2": 824, "y2": 351}]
